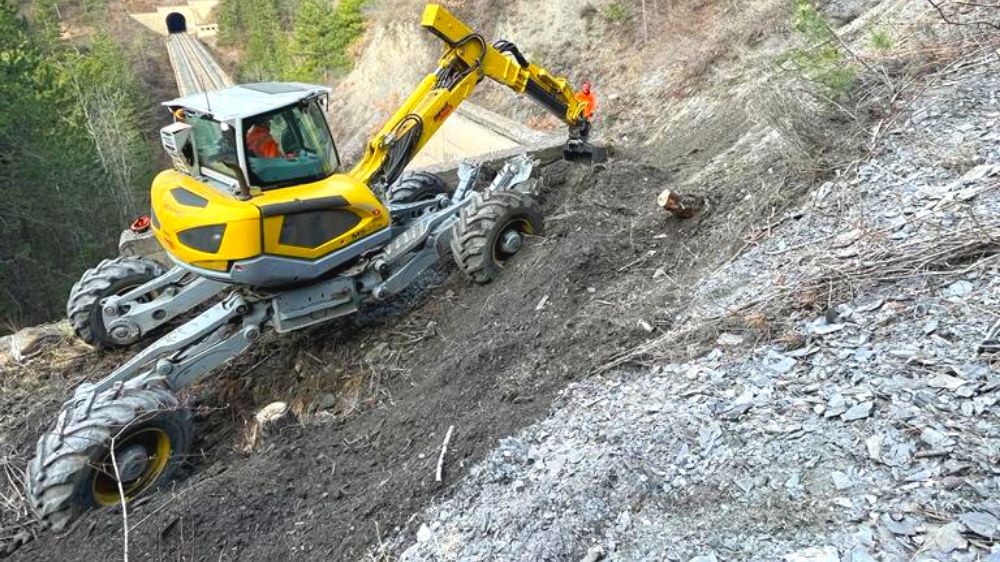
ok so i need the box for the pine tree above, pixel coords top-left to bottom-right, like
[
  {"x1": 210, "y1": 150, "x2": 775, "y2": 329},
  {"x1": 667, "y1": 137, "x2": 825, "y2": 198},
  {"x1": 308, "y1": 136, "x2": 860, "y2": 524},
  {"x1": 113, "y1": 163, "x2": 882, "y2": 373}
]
[
  {"x1": 0, "y1": 0, "x2": 155, "y2": 329},
  {"x1": 290, "y1": 0, "x2": 335, "y2": 81},
  {"x1": 290, "y1": 0, "x2": 367, "y2": 82},
  {"x1": 216, "y1": 0, "x2": 244, "y2": 46},
  {"x1": 329, "y1": 0, "x2": 367, "y2": 71},
  {"x1": 239, "y1": 0, "x2": 293, "y2": 81}
]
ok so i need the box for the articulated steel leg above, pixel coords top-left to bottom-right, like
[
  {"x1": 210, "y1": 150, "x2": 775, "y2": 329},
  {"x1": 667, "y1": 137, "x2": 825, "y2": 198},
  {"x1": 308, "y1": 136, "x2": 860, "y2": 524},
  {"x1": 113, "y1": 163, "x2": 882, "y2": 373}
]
[
  {"x1": 451, "y1": 160, "x2": 482, "y2": 202},
  {"x1": 101, "y1": 267, "x2": 228, "y2": 345},
  {"x1": 372, "y1": 245, "x2": 442, "y2": 300},
  {"x1": 372, "y1": 156, "x2": 540, "y2": 300},
  {"x1": 75, "y1": 292, "x2": 269, "y2": 397},
  {"x1": 487, "y1": 155, "x2": 535, "y2": 193}
]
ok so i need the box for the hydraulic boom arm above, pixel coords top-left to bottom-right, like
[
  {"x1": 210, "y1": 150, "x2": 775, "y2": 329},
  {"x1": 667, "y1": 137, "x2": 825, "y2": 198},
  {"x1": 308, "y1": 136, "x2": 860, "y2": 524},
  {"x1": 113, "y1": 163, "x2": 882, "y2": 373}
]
[{"x1": 349, "y1": 3, "x2": 600, "y2": 188}]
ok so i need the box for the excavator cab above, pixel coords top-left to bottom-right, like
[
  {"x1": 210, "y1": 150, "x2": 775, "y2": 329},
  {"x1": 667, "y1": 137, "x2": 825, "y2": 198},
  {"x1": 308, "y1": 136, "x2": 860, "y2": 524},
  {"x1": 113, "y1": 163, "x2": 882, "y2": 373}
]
[
  {"x1": 161, "y1": 82, "x2": 341, "y2": 196},
  {"x1": 153, "y1": 83, "x2": 390, "y2": 287}
]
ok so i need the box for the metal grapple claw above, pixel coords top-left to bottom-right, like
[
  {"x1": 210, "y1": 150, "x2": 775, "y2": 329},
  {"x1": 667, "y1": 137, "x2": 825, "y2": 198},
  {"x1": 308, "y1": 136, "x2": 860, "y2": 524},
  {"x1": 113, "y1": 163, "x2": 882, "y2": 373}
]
[{"x1": 564, "y1": 139, "x2": 609, "y2": 165}]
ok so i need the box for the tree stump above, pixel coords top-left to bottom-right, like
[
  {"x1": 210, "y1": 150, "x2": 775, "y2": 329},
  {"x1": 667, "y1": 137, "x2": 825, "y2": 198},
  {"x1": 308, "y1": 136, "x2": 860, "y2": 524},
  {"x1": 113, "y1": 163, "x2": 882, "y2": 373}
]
[
  {"x1": 656, "y1": 189, "x2": 706, "y2": 219},
  {"x1": 245, "y1": 402, "x2": 297, "y2": 452}
]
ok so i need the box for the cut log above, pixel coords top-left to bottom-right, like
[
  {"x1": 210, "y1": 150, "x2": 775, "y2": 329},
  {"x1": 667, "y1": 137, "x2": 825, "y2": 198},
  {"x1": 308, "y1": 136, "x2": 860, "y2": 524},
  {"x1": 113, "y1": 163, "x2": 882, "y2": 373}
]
[{"x1": 656, "y1": 189, "x2": 705, "y2": 219}]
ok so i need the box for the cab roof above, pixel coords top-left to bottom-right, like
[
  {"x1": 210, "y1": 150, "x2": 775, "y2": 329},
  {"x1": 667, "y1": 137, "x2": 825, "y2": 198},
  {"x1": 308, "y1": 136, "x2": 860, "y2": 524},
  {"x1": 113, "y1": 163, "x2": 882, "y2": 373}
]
[{"x1": 163, "y1": 82, "x2": 332, "y2": 122}]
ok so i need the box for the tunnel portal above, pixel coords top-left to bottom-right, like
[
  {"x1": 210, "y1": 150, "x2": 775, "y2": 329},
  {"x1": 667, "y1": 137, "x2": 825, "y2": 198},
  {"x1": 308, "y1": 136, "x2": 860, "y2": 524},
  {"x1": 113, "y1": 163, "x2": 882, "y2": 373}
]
[{"x1": 166, "y1": 12, "x2": 186, "y2": 34}]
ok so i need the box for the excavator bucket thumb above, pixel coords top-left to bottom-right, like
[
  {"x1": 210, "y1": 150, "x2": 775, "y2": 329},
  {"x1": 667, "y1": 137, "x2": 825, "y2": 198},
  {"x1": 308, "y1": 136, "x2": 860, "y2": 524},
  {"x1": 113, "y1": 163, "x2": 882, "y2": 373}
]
[{"x1": 563, "y1": 140, "x2": 609, "y2": 165}]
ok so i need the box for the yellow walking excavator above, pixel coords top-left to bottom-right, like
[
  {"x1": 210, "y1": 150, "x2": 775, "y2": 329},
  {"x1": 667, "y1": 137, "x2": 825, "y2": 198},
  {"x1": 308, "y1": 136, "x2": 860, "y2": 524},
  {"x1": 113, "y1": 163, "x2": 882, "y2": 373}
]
[{"x1": 26, "y1": 4, "x2": 605, "y2": 530}]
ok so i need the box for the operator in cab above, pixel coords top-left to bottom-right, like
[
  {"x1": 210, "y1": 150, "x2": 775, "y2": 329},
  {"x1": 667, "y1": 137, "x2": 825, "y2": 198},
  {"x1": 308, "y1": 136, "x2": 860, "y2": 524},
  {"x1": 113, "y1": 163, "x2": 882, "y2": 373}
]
[{"x1": 246, "y1": 116, "x2": 282, "y2": 159}]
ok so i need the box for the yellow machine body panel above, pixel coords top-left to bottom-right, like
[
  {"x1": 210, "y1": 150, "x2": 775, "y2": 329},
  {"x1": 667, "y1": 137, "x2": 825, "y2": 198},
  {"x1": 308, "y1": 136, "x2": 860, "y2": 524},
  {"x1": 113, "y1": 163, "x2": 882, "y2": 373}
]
[
  {"x1": 151, "y1": 169, "x2": 390, "y2": 284},
  {"x1": 254, "y1": 174, "x2": 389, "y2": 260},
  {"x1": 151, "y1": 170, "x2": 261, "y2": 271}
]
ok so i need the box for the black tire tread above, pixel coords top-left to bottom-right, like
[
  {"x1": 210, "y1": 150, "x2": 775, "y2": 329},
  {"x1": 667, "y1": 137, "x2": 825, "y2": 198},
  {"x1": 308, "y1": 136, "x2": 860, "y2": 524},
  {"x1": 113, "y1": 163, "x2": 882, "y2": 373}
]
[
  {"x1": 450, "y1": 190, "x2": 543, "y2": 284},
  {"x1": 388, "y1": 171, "x2": 448, "y2": 205},
  {"x1": 66, "y1": 257, "x2": 164, "y2": 347},
  {"x1": 26, "y1": 382, "x2": 191, "y2": 531}
]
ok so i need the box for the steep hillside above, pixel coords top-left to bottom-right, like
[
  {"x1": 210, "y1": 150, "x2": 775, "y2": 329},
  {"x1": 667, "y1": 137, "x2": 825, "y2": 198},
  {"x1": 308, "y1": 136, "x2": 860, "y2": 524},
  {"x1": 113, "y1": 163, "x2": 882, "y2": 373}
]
[
  {"x1": 2, "y1": 0, "x2": 999, "y2": 560},
  {"x1": 330, "y1": 0, "x2": 794, "y2": 161}
]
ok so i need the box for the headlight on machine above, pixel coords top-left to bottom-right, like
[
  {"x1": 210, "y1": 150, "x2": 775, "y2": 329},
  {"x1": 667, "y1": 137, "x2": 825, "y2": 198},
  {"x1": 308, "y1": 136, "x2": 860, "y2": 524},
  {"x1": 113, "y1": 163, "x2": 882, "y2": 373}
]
[{"x1": 177, "y1": 224, "x2": 227, "y2": 253}]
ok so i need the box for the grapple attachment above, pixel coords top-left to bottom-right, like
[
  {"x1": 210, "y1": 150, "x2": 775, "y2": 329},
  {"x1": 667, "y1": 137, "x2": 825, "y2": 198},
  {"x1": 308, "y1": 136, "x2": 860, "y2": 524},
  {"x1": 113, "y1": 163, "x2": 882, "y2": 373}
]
[{"x1": 564, "y1": 139, "x2": 609, "y2": 165}]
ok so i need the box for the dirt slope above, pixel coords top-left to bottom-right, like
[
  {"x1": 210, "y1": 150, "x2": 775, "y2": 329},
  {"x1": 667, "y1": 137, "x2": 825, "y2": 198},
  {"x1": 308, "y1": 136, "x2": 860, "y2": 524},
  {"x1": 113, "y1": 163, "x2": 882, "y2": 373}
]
[
  {"x1": 5, "y1": 0, "x2": 992, "y2": 560},
  {"x1": 7, "y1": 150, "x2": 745, "y2": 560}
]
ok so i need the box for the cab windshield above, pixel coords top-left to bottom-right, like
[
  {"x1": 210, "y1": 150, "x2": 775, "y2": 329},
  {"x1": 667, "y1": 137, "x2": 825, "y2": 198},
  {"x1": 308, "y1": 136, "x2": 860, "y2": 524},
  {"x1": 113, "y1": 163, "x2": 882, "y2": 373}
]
[{"x1": 243, "y1": 101, "x2": 340, "y2": 189}]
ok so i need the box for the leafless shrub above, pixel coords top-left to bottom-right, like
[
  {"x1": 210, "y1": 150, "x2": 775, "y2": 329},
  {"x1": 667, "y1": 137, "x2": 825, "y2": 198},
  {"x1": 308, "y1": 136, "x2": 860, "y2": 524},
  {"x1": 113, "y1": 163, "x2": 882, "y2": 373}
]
[
  {"x1": 662, "y1": 0, "x2": 788, "y2": 90},
  {"x1": 925, "y1": 0, "x2": 1000, "y2": 31},
  {"x1": 749, "y1": 86, "x2": 848, "y2": 177}
]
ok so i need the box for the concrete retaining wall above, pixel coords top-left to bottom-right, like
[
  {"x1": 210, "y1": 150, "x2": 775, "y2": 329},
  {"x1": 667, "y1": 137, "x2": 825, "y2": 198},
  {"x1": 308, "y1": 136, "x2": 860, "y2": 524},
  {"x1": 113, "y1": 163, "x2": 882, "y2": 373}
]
[
  {"x1": 130, "y1": 1, "x2": 220, "y2": 38},
  {"x1": 409, "y1": 103, "x2": 567, "y2": 182}
]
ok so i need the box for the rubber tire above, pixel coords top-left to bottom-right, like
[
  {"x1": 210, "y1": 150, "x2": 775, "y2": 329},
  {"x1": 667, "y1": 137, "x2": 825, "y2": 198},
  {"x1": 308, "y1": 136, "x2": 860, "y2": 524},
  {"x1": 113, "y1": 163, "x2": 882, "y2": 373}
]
[
  {"x1": 388, "y1": 171, "x2": 449, "y2": 204},
  {"x1": 26, "y1": 384, "x2": 193, "y2": 531},
  {"x1": 67, "y1": 257, "x2": 165, "y2": 349},
  {"x1": 450, "y1": 190, "x2": 544, "y2": 284}
]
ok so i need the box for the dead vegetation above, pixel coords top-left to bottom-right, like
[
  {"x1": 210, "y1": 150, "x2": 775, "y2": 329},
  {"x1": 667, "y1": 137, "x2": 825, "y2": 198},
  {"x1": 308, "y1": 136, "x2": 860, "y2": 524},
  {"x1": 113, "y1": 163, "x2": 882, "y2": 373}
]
[{"x1": 599, "y1": 0, "x2": 1000, "y2": 372}]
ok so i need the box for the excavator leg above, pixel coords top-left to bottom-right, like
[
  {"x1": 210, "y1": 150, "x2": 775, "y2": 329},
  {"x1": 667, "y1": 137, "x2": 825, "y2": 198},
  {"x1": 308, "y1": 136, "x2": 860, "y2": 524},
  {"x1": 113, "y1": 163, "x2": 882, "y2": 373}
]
[{"x1": 25, "y1": 292, "x2": 269, "y2": 530}]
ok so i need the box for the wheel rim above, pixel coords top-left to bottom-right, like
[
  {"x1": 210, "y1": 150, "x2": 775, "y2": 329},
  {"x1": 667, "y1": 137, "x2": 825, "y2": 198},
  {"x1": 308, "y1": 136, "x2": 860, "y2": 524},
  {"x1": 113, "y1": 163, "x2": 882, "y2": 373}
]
[
  {"x1": 91, "y1": 428, "x2": 172, "y2": 507},
  {"x1": 492, "y1": 218, "x2": 534, "y2": 264}
]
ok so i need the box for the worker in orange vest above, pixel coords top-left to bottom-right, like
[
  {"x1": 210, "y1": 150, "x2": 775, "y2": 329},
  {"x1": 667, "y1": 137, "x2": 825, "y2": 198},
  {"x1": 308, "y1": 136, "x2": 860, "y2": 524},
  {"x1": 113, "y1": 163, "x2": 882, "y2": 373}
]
[
  {"x1": 246, "y1": 117, "x2": 282, "y2": 159},
  {"x1": 576, "y1": 80, "x2": 597, "y2": 120}
]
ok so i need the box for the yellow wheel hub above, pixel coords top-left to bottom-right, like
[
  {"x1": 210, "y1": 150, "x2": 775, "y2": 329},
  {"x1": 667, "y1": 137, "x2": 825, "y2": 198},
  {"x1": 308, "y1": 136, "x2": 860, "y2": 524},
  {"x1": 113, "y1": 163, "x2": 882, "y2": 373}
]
[
  {"x1": 492, "y1": 218, "x2": 533, "y2": 263},
  {"x1": 92, "y1": 428, "x2": 172, "y2": 507}
]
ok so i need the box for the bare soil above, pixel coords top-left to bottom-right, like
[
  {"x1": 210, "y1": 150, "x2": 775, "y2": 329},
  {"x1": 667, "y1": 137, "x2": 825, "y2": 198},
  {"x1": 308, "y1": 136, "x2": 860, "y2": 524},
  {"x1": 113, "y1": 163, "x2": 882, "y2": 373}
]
[{"x1": 4, "y1": 146, "x2": 754, "y2": 560}]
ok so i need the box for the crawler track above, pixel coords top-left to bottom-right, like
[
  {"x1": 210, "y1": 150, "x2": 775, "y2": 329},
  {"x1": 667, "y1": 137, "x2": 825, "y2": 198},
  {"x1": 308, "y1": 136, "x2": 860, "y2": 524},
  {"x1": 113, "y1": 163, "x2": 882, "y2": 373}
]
[{"x1": 165, "y1": 32, "x2": 231, "y2": 97}]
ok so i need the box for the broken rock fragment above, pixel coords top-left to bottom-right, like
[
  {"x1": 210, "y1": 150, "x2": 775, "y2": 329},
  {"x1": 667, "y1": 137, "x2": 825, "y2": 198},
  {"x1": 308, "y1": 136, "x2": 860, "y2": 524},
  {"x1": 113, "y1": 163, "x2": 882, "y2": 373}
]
[
  {"x1": 920, "y1": 522, "x2": 968, "y2": 555},
  {"x1": 783, "y1": 546, "x2": 839, "y2": 562},
  {"x1": 880, "y1": 513, "x2": 920, "y2": 536},
  {"x1": 841, "y1": 401, "x2": 874, "y2": 421},
  {"x1": 958, "y1": 511, "x2": 1000, "y2": 539}
]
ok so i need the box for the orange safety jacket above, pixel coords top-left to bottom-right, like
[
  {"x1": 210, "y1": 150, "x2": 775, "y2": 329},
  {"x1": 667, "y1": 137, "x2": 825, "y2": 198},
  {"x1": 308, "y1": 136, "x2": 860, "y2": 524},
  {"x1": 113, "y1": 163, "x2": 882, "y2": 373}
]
[
  {"x1": 575, "y1": 90, "x2": 597, "y2": 119},
  {"x1": 246, "y1": 126, "x2": 281, "y2": 159}
]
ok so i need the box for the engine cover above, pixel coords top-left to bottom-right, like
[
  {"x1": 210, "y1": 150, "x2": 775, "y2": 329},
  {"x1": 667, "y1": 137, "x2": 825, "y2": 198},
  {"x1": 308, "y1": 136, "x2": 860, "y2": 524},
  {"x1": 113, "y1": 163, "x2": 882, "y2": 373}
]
[{"x1": 150, "y1": 170, "x2": 390, "y2": 287}]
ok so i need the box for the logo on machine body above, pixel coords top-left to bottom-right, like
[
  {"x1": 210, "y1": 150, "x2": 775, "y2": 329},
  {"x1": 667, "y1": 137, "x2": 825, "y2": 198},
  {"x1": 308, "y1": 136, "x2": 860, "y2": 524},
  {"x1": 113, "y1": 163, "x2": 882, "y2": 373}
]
[{"x1": 434, "y1": 103, "x2": 454, "y2": 122}]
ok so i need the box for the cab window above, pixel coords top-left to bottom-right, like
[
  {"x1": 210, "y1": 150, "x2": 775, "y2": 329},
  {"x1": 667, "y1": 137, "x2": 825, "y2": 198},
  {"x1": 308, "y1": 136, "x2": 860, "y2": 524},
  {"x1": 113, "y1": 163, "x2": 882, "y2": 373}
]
[
  {"x1": 243, "y1": 101, "x2": 340, "y2": 189},
  {"x1": 190, "y1": 117, "x2": 237, "y2": 179}
]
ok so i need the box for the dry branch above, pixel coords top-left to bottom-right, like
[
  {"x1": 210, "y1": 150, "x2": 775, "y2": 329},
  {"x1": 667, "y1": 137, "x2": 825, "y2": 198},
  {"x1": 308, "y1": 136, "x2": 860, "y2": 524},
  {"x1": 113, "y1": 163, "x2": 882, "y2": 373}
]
[
  {"x1": 435, "y1": 425, "x2": 454, "y2": 483},
  {"x1": 927, "y1": 0, "x2": 1000, "y2": 30},
  {"x1": 109, "y1": 432, "x2": 131, "y2": 562}
]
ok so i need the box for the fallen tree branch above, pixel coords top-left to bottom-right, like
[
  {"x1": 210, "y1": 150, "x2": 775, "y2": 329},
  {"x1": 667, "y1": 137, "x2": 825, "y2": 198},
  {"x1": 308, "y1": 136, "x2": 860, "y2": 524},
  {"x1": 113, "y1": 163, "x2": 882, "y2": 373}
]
[
  {"x1": 109, "y1": 432, "x2": 130, "y2": 562},
  {"x1": 926, "y1": 0, "x2": 1000, "y2": 30},
  {"x1": 435, "y1": 425, "x2": 454, "y2": 483}
]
